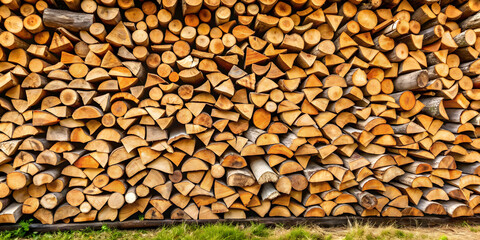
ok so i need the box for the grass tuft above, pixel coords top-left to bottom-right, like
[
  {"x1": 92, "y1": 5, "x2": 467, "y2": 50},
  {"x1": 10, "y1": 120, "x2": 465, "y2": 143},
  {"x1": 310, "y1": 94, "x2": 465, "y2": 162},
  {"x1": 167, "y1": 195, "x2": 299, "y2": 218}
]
[
  {"x1": 196, "y1": 223, "x2": 247, "y2": 240},
  {"x1": 281, "y1": 226, "x2": 325, "y2": 240},
  {"x1": 246, "y1": 223, "x2": 270, "y2": 238},
  {"x1": 461, "y1": 221, "x2": 480, "y2": 233},
  {"x1": 0, "y1": 219, "x2": 33, "y2": 240},
  {"x1": 154, "y1": 223, "x2": 248, "y2": 240},
  {"x1": 343, "y1": 223, "x2": 422, "y2": 240},
  {"x1": 155, "y1": 223, "x2": 192, "y2": 240}
]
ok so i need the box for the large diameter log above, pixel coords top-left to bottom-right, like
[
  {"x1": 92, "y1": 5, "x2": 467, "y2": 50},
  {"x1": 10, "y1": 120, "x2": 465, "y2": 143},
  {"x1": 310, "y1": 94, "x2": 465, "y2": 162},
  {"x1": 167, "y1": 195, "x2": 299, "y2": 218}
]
[
  {"x1": 43, "y1": 8, "x2": 94, "y2": 32},
  {"x1": 393, "y1": 70, "x2": 428, "y2": 91},
  {"x1": 461, "y1": 11, "x2": 480, "y2": 29},
  {"x1": 0, "y1": 31, "x2": 29, "y2": 50},
  {"x1": 249, "y1": 157, "x2": 278, "y2": 185},
  {"x1": 6, "y1": 171, "x2": 31, "y2": 190},
  {"x1": 420, "y1": 97, "x2": 449, "y2": 120},
  {"x1": 226, "y1": 169, "x2": 256, "y2": 187},
  {"x1": 348, "y1": 188, "x2": 377, "y2": 210},
  {"x1": 261, "y1": 183, "x2": 280, "y2": 201},
  {"x1": 0, "y1": 203, "x2": 22, "y2": 223},
  {"x1": 41, "y1": 190, "x2": 67, "y2": 209}
]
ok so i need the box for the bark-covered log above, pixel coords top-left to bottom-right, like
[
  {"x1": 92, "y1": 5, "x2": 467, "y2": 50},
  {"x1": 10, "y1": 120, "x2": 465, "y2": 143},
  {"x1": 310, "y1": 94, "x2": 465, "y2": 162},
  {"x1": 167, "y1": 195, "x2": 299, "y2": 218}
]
[{"x1": 43, "y1": 8, "x2": 94, "y2": 32}]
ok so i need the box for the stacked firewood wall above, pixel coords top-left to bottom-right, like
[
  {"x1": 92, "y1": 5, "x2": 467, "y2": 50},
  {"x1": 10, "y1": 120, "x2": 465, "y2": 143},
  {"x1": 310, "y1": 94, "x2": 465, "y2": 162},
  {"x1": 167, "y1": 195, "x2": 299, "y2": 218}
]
[{"x1": 0, "y1": 0, "x2": 480, "y2": 224}]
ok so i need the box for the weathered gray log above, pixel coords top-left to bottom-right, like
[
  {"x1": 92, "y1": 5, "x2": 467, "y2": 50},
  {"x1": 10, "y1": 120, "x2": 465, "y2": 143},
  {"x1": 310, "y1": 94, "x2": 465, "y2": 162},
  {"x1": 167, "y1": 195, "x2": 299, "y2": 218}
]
[
  {"x1": 43, "y1": 8, "x2": 94, "y2": 32},
  {"x1": 461, "y1": 11, "x2": 480, "y2": 29},
  {"x1": 393, "y1": 70, "x2": 428, "y2": 91}
]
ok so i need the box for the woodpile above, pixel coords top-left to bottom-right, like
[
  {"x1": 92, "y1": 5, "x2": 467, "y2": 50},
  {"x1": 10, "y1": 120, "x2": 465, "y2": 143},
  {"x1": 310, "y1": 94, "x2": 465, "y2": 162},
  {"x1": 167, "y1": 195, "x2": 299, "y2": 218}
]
[{"x1": 0, "y1": 0, "x2": 480, "y2": 224}]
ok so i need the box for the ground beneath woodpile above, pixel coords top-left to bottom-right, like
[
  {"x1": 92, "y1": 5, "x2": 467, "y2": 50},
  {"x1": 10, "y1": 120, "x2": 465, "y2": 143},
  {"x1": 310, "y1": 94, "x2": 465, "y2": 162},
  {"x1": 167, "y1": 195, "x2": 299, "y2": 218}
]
[{"x1": 2, "y1": 222, "x2": 480, "y2": 240}]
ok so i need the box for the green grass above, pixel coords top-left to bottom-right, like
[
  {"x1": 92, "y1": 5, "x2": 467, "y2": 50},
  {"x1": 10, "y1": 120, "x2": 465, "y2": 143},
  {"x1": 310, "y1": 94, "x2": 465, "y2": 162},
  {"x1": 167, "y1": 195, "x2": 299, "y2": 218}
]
[
  {"x1": 0, "y1": 221, "x2": 475, "y2": 240},
  {"x1": 461, "y1": 221, "x2": 480, "y2": 233},
  {"x1": 0, "y1": 223, "x2": 329, "y2": 240},
  {"x1": 279, "y1": 227, "x2": 325, "y2": 240}
]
